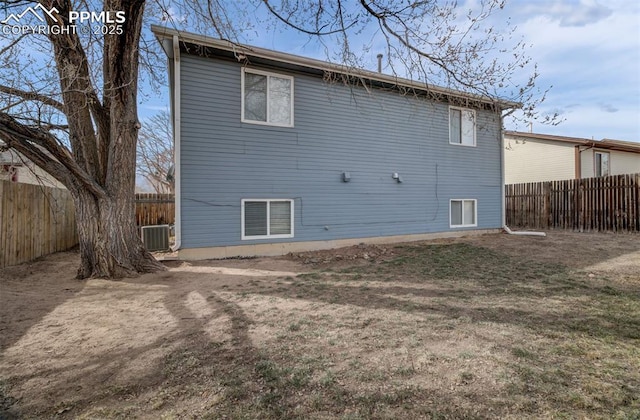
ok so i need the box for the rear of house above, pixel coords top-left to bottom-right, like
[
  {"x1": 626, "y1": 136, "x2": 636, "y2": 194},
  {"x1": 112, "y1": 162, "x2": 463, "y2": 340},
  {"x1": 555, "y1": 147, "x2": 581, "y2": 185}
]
[{"x1": 154, "y1": 27, "x2": 513, "y2": 259}]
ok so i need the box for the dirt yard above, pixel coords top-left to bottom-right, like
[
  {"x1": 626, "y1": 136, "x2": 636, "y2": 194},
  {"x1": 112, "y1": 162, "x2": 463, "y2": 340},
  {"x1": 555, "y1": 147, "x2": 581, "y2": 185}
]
[{"x1": 1, "y1": 231, "x2": 639, "y2": 419}]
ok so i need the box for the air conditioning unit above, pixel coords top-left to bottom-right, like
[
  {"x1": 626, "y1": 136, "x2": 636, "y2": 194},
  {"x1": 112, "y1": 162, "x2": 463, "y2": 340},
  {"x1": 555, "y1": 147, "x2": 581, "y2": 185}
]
[{"x1": 141, "y1": 225, "x2": 170, "y2": 252}]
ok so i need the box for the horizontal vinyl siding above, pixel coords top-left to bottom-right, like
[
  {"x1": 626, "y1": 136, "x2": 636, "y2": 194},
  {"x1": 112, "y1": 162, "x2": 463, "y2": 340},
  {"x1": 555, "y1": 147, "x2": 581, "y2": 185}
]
[
  {"x1": 609, "y1": 150, "x2": 640, "y2": 175},
  {"x1": 581, "y1": 149, "x2": 640, "y2": 177},
  {"x1": 503, "y1": 136, "x2": 575, "y2": 183},
  {"x1": 180, "y1": 55, "x2": 502, "y2": 248}
]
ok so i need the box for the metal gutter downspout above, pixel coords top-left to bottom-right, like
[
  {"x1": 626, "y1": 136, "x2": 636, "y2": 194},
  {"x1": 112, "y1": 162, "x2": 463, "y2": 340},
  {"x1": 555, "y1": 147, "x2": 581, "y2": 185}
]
[
  {"x1": 171, "y1": 34, "x2": 182, "y2": 251},
  {"x1": 500, "y1": 117, "x2": 546, "y2": 237}
]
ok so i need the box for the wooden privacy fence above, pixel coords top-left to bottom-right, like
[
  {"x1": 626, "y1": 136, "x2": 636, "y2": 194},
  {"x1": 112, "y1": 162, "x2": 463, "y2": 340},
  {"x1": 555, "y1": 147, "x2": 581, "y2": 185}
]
[
  {"x1": 0, "y1": 181, "x2": 78, "y2": 268},
  {"x1": 506, "y1": 173, "x2": 640, "y2": 232},
  {"x1": 135, "y1": 193, "x2": 175, "y2": 226}
]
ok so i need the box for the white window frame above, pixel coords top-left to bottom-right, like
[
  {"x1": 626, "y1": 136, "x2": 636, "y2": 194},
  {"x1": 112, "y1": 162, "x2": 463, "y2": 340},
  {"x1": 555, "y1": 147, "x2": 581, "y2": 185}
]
[
  {"x1": 594, "y1": 151, "x2": 610, "y2": 177},
  {"x1": 449, "y1": 106, "x2": 476, "y2": 147},
  {"x1": 449, "y1": 199, "x2": 478, "y2": 228},
  {"x1": 241, "y1": 199, "x2": 294, "y2": 240},
  {"x1": 241, "y1": 68, "x2": 294, "y2": 127}
]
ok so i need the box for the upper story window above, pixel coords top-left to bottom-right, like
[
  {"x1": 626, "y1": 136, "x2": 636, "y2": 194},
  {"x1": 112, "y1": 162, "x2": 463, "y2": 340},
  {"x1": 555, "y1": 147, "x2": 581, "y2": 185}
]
[
  {"x1": 594, "y1": 151, "x2": 610, "y2": 177},
  {"x1": 242, "y1": 68, "x2": 294, "y2": 127},
  {"x1": 449, "y1": 107, "x2": 476, "y2": 147}
]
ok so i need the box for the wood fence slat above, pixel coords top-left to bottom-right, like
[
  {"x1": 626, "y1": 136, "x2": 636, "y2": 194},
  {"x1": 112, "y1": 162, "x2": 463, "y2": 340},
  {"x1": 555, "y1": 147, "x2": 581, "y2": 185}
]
[
  {"x1": 630, "y1": 174, "x2": 640, "y2": 232},
  {"x1": 1, "y1": 184, "x2": 178, "y2": 268},
  {"x1": 0, "y1": 181, "x2": 79, "y2": 268},
  {"x1": 134, "y1": 193, "x2": 175, "y2": 226},
  {"x1": 506, "y1": 173, "x2": 640, "y2": 233}
]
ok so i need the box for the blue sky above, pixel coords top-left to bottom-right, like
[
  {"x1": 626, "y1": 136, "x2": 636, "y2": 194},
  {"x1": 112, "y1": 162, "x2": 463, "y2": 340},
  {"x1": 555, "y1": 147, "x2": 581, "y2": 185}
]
[
  {"x1": 501, "y1": 0, "x2": 640, "y2": 142},
  {"x1": 140, "y1": 0, "x2": 640, "y2": 143}
]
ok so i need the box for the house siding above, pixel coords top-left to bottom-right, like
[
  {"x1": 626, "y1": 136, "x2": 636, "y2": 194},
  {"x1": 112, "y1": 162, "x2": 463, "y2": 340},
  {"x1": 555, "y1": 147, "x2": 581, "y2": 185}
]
[
  {"x1": 503, "y1": 136, "x2": 575, "y2": 184},
  {"x1": 179, "y1": 54, "x2": 502, "y2": 249},
  {"x1": 581, "y1": 149, "x2": 640, "y2": 178},
  {"x1": 580, "y1": 149, "x2": 593, "y2": 178},
  {"x1": 505, "y1": 133, "x2": 640, "y2": 183},
  {"x1": 609, "y1": 150, "x2": 640, "y2": 175}
]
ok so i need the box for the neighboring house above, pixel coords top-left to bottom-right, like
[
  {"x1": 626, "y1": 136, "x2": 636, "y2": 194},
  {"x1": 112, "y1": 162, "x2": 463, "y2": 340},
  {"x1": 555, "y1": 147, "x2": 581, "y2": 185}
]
[
  {"x1": 0, "y1": 143, "x2": 64, "y2": 188},
  {"x1": 153, "y1": 26, "x2": 517, "y2": 259},
  {"x1": 504, "y1": 131, "x2": 640, "y2": 184}
]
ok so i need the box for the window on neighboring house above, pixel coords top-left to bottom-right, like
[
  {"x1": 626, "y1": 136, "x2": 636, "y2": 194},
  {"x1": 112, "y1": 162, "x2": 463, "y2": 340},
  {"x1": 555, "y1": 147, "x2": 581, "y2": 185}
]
[
  {"x1": 241, "y1": 199, "x2": 294, "y2": 239},
  {"x1": 449, "y1": 107, "x2": 476, "y2": 146},
  {"x1": 450, "y1": 199, "x2": 477, "y2": 228},
  {"x1": 242, "y1": 68, "x2": 293, "y2": 127},
  {"x1": 594, "y1": 151, "x2": 610, "y2": 177},
  {"x1": 1, "y1": 165, "x2": 19, "y2": 182}
]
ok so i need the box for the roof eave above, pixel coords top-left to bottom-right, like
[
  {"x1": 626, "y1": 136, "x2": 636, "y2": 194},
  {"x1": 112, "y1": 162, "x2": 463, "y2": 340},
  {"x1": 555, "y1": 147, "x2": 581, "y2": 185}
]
[
  {"x1": 151, "y1": 25, "x2": 519, "y2": 111},
  {"x1": 505, "y1": 131, "x2": 640, "y2": 153}
]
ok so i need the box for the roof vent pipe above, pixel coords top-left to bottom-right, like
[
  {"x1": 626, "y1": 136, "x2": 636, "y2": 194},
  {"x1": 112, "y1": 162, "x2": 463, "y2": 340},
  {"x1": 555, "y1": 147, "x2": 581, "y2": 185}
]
[{"x1": 377, "y1": 54, "x2": 383, "y2": 73}]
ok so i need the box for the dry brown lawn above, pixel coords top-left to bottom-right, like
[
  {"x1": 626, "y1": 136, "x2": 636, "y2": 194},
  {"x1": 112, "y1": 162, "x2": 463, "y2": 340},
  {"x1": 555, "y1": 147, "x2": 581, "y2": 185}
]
[{"x1": 1, "y1": 231, "x2": 639, "y2": 419}]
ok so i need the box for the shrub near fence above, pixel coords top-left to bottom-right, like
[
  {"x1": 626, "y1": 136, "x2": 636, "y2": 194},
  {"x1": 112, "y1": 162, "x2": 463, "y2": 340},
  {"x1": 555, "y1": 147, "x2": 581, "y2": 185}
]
[
  {"x1": 135, "y1": 193, "x2": 175, "y2": 226},
  {"x1": 0, "y1": 181, "x2": 78, "y2": 268},
  {"x1": 505, "y1": 173, "x2": 640, "y2": 232}
]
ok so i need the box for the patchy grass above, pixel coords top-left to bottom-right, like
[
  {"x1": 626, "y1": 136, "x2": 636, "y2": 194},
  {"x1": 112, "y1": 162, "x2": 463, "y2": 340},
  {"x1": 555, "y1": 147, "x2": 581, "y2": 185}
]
[{"x1": 1, "y1": 232, "x2": 639, "y2": 419}]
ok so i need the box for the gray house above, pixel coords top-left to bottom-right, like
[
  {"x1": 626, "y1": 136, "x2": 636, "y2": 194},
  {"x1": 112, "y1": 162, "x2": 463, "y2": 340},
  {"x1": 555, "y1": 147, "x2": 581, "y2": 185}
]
[{"x1": 153, "y1": 26, "x2": 517, "y2": 259}]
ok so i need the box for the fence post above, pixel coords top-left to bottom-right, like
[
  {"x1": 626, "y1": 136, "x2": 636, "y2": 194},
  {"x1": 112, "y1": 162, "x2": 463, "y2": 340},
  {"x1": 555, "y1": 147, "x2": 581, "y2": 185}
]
[{"x1": 505, "y1": 173, "x2": 640, "y2": 234}]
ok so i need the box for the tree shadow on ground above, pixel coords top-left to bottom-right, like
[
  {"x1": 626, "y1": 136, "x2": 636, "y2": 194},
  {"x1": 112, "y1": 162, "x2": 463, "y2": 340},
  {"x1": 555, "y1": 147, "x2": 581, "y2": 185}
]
[
  {"x1": 0, "y1": 252, "x2": 85, "y2": 352},
  {"x1": 234, "y1": 243, "x2": 639, "y2": 416},
  {"x1": 1, "y1": 233, "x2": 638, "y2": 418},
  {"x1": 271, "y1": 242, "x2": 640, "y2": 341},
  {"x1": 1, "y1": 272, "x2": 264, "y2": 419}
]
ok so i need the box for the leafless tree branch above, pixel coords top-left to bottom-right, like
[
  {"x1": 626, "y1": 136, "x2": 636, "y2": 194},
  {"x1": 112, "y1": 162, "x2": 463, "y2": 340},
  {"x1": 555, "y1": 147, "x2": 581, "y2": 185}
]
[
  {"x1": 0, "y1": 84, "x2": 66, "y2": 113},
  {"x1": 0, "y1": 112, "x2": 106, "y2": 198},
  {"x1": 262, "y1": 0, "x2": 357, "y2": 36}
]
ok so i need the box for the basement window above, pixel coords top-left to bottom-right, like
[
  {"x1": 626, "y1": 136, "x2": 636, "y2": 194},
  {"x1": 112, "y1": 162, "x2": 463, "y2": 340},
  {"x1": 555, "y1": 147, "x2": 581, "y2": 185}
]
[
  {"x1": 241, "y1": 199, "x2": 294, "y2": 240},
  {"x1": 450, "y1": 199, "x2": 477, "y2": 228}
]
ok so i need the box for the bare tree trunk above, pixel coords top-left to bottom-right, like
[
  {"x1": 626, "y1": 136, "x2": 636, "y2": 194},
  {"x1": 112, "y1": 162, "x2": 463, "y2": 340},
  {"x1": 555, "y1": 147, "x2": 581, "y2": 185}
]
[
  {"x1": 72, "y1": 187, "x2": 163, "y2": 279},
  {"x1": 68, "y1": 0, "x2": 165, "y2": 279},
  {"x1": 52, "y1": 0, "x2": 164, "y2": 279}
]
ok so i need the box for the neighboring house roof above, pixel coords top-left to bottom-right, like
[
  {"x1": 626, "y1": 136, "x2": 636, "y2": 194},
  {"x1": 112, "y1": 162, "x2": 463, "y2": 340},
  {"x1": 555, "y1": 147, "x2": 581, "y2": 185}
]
[
  {"x1": 0, "y1": 141, "x2": 22, "y2": 165},
  {"x1": 505, "y1": 131, "x2": 640, "y2": 154},
  {"x1": 0, "y1": 140, "x2": 65, "y2": 188},
  {"x1": 151, "y1": 25, "x2": 520, "y2": 112}
]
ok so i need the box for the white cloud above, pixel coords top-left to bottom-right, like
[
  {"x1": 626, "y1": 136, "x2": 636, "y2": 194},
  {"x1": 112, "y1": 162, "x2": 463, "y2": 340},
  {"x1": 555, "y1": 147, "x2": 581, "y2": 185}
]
[
  {"x1": 503, "y1": 0, "x2": 640, "y2": 142},
  {"x1": 534, "y1": 104, "x2": 638, "y2": 140},
  {"x1": 517, "y1": 0, "x2": 613, "y2": 27},
  {"x1": 598, "y1": 103, "x2": 619, "y2": 113}
]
